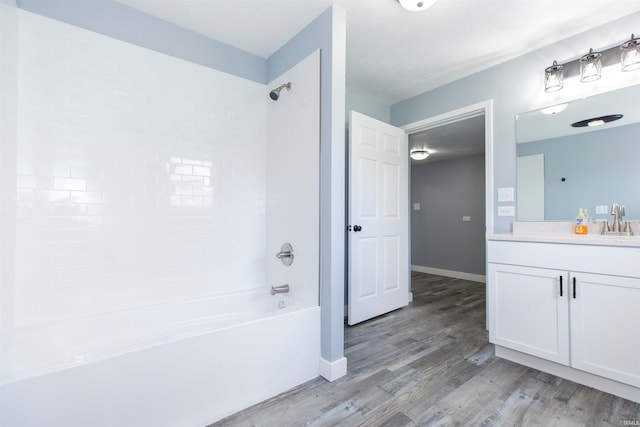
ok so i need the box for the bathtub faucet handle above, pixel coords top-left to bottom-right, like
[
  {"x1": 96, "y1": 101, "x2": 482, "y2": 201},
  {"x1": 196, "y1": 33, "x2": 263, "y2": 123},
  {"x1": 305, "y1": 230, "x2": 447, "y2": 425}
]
[{"x1": 275, "y1": 243, "x2": 294, "y2": 266}]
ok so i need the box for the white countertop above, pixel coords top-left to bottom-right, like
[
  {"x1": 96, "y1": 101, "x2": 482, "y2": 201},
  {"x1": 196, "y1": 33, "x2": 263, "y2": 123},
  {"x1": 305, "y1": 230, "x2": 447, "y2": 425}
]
[{"x1": 488, "y1": 221, "x2": 640, "y2": 248}]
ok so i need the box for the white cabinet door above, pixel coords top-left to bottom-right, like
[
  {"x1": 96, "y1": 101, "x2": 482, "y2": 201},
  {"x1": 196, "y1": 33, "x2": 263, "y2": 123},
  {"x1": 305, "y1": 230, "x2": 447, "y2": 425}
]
[
  {"x1": 488, "y1": 263, "x2": 570, "y2": 365},
  {"x1": 570, "y1": 273, "x2": 640, "y2": 387}
]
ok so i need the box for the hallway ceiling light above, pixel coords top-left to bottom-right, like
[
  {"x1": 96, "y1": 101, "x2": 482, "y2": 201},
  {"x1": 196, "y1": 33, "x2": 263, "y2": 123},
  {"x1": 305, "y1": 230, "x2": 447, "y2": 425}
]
[
  {"x1": 580, "y1": 48, "x2": 602, "y2": 82},
  {"x1": 397, "y1": 0, "x2": 437, "y2": 12},
  {"x1": 620, "y1": 34, "x2": 640, "y2": 71},
  {"x1": 410, "y1": 148, "x2": 430, "y2": 160}
]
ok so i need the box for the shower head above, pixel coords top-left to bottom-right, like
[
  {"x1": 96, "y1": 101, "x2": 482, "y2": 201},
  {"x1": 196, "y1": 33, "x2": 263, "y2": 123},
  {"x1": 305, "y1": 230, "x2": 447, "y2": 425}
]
[{"x1": 269, "y1": 82, "x2": 291, "y2": 101}]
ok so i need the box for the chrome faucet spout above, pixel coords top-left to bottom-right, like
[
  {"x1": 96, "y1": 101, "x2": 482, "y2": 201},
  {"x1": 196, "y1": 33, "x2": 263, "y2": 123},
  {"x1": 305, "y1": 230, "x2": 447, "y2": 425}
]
[{"x1": 271, "y1": 284, "x2": 290, "y2": 295}]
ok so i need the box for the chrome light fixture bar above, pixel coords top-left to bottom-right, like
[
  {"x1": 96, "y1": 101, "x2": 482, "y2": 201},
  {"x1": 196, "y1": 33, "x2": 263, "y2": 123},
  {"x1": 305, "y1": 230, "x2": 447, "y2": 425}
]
[{"x1": 543, "y1": 33, "x2": 640, "y2": 92}]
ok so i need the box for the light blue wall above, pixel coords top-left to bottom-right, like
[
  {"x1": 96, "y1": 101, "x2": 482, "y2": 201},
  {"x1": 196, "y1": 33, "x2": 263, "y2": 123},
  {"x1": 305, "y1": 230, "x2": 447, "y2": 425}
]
[
  {"x1": 0, "y1": 0, "x2": 16, "y2": 6},
  {"x1": 391, "y1": 11, "x2": 640, "y2": 233},
  {"x1": 16, "y1": 0, "x2": 266, "y2": 84},
  {"x1": 269, "y1": 7, "x2": 347, "y2": 363},
  {"x1": 517, "y1": 123, "x2": 640, "y2": 220},
  {"x1": 411, "y1": 155, "x2": 486, "y2": 275},
  {"x1": 346, "y1": 87, "x2": 391, "y2": 124}
]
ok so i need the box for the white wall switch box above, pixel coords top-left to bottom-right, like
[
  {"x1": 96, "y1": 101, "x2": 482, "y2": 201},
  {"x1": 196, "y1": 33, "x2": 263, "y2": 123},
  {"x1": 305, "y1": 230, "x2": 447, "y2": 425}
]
[
  {"x1": 462, "y1": 216, "x2": 471, "y2": 222},
  {"x1": 497, "y1": 206, "x2": 515, "y2": 217},
  {"x1": 413, "y1": 203, "x2": 420, "y2": 211},
  {"x1": 498, "y1": 187, "x2": 514, "y2": 202},
  {"x1": 595, "y1": 205, "x2": 608, "y2": 214}
]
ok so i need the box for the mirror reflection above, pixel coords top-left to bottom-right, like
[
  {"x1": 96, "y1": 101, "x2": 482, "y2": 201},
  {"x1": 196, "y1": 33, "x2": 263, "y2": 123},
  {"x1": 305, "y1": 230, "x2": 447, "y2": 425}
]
[{"x1": 515, "y1": 84, "x2": 640, "y2": 221}]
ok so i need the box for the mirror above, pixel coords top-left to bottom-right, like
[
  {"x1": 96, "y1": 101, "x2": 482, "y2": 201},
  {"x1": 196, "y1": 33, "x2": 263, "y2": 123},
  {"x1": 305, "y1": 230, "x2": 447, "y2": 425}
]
[{"x1": 515, "y1": 84, "x2": 640, "y2": 221}]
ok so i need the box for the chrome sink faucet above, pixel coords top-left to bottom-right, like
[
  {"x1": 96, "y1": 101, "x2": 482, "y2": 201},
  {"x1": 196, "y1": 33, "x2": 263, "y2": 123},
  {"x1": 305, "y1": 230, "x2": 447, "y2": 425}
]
[{"x1": 603, "y1": 203, "x2": 634, "y2": 235}]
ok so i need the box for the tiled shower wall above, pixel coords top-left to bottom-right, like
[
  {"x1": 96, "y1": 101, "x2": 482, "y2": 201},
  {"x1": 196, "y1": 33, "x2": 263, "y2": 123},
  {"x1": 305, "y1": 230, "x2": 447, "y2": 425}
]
[{"x1": 4, "y1": 8, "x2": 268, "y2": 330}]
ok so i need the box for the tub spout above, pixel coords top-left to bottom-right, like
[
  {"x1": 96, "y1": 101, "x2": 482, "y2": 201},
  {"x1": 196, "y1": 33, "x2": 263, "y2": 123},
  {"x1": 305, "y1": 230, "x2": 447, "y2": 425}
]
[{"x1": 271, "y1": 284, "x2": 290, "y2": 295}]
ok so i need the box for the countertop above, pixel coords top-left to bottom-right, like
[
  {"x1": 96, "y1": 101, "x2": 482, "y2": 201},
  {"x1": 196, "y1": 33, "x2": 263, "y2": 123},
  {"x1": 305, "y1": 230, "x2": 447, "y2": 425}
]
[{"x1": 488, "y1": 221, "x2": 640, "y2": 248}]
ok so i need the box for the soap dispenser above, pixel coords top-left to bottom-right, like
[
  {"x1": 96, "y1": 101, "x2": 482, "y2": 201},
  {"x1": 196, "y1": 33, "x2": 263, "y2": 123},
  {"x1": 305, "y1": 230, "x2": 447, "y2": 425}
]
[{"x1": 574, "y1": 208, "x2": 588, "y2": 235}]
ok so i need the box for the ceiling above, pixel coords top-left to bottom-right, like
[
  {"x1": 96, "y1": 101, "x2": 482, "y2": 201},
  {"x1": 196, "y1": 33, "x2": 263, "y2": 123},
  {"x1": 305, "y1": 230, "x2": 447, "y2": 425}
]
[
  {"x1": 114, "y1": 0, "x2": 640, "y2": 105},
  {"x1": 409, "y1": 115, "x2": 485, "y2": 165},
  {"x1": 113, "y1": 0, "x2": 639, "y2": 164}
]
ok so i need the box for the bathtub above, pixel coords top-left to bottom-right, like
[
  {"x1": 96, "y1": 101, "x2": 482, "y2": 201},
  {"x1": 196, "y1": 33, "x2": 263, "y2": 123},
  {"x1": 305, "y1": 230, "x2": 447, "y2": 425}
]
[{"x1": 0, "y1": 291, "x2": 321, "y2": 427}]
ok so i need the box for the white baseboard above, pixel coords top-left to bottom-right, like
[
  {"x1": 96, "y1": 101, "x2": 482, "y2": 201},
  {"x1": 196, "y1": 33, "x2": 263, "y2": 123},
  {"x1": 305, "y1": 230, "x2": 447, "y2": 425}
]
[
  {"x1": 411, "y1": 265, "x2": 486, "y2": 283},
  {"x1": 319, "y1": 357, "x2": 347, "y2": 382}
]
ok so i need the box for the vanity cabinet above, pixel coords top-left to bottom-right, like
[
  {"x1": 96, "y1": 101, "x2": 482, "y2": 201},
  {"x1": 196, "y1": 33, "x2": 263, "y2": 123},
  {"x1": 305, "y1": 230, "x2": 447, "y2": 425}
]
[{"x1": 488, "y1": 239, "x2": 640, "y2": 390}]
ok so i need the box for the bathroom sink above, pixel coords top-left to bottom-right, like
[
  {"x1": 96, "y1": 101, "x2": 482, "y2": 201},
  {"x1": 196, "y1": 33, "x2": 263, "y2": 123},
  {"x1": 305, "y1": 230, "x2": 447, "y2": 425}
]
[{"x1": 601, "y1": 231, "x2": 634, "y2": 237}]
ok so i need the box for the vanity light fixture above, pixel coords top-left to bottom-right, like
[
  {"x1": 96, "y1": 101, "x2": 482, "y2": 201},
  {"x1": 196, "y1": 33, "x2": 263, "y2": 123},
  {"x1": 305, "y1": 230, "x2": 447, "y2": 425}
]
[
  {"x1": 410, "y1": 148, "x2": 430, "y2": 160},
  {"x1": 397, "y1": 0, "x2": 437, "y2": 12},
  {"x1": 542, "y1": 34, "x2": 640, "y2": 93},
  {"x1": 571, "y1": 114, "x2": 623, "y2": 128},
  {"x1": 544, "y1": 60, "x2": 564, "y2": 93},
  {"x1": 620, "y1": 34, "x2": 640, "y2": 71},
  {"x1": 580, "y1": 48, "x2": 602, "y2": 82}
]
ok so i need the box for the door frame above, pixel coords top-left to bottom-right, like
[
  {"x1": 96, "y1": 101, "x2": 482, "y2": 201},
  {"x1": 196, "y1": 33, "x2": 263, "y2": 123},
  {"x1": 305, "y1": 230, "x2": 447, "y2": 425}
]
[
  {"x1": 400, "y1": 100, "x2": 494, "y2": 236},
  {"x1": 400, "y1": 100, "x2": 494, "y2": 310}
]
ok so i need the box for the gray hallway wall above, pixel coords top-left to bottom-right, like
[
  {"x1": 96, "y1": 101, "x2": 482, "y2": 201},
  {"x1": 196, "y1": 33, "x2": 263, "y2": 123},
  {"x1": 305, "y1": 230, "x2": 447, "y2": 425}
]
[{"x1": 411, "y1": 154, "x2": 486, "y2": 275}]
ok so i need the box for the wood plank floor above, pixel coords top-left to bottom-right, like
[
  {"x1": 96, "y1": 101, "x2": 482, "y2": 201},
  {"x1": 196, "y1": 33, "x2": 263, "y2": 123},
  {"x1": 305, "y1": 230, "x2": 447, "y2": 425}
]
[{"x1": 211, "y1": 273, "x2": 640, "y2": 427}]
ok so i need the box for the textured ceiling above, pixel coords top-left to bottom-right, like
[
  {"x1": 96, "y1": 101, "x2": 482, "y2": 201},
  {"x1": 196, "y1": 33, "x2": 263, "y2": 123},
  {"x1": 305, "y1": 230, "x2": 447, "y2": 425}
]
[{"x1": 115, "y1": 0, "x2": 640, "y2": 104}]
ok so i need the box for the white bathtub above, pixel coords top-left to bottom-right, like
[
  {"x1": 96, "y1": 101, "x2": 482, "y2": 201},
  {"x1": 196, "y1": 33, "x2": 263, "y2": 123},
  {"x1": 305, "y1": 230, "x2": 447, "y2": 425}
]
[{"x1": 0, "y1": 291, "x2": 321, "y2": 426}]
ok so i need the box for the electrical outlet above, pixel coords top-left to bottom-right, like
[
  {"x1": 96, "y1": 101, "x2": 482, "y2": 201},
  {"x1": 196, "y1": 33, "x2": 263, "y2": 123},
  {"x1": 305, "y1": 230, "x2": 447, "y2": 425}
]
[
  {"x1": 498, "y1": 187, "x2": 514, "y2": 202},
  {"x1": 595, "y1": 205, "x2": 608, "y2": 214},
  {"x1": 462, "y1": 216, "x2": 471, "y2": 222},
  {"x1": 413, "y1": 203, "x2": 420, "y2": 211},
  {"x1": 497, "y1": 206, "x2": 515, "y2": 217}
]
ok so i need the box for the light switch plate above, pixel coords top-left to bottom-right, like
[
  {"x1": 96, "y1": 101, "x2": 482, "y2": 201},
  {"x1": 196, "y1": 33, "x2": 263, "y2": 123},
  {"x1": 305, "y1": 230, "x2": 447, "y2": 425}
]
[
  {"x1": 498, "y1": 187, "x2": 514, "y2": 202},
  {"x1": 462, "y1": 216, "x2": 471, "y2": 222},
  {"x1": 595, "y1": 205, "x2": 608, "y2": 214},
  {"x1": 413, "y1": 203, "x2": 420, "y2": 211},
  {"x1": 497, "y1": 206, "x2": 515, "y2": 217}
]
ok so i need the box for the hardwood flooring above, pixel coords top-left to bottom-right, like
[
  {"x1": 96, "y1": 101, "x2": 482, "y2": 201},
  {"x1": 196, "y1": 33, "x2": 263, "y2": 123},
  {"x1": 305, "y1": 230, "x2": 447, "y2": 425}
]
[{"x1": 211, "y1": 273, "x2": 640, "y2": 427}]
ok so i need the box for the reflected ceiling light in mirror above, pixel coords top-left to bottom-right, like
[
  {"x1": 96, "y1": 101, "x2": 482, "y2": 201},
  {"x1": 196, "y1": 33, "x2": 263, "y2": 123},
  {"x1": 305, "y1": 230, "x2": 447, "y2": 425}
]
[
  {"x1": 571, "y1": 114, "x2": 623, "y2": 128},
  {"x1": 544, "y1": 60, "x2": 564, "y2": 92},
  {"x1": 621, "y1": 34, "x2": 640, "y2": 72},
  {"x1": 580, "y1": 48, "x2": 602, "y2": 82},
  {"x1": 410, "y1": 148, "x2": 430, "y2": 160},
  {"x1": 397, "y1": 0, "x2": 437, "y2": 12},
  {"x1": 540, "y1": 103, "x2": 568, "y2": 115}
]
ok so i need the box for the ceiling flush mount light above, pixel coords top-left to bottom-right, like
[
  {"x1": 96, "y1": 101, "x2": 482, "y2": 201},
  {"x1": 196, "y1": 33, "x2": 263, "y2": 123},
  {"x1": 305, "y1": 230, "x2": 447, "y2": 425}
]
[
  {"x1": 571, "y1": 114, "x2": 623, "y2": 128},
  {"x1": 620, "y1": 34, "x2": 640, "y2": 71},
  {"x1": 580, "y1": 48, "x2": 602, "y2": 82},
  {"x1": 397, "y1": 0, "x2": 437, "y2": 12},
  {"x1": 410, "y1": 148, "x2": 430, "y2": 160},
  {"x1": 544, "y1": 60, "x2": 564, "y2": 93}
]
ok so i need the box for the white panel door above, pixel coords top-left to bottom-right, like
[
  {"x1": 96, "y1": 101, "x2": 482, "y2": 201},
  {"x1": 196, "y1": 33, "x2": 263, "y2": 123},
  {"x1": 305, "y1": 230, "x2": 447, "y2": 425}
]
[
  {"x1": 488, "y1": 263, "x2": 570, "y2": 365},
  {"x1": 570, "y1": 273, "x2": 640, "y2": 387},
  {"x1": 348, "y1": 111, "x2": 409, "y2": 325}
]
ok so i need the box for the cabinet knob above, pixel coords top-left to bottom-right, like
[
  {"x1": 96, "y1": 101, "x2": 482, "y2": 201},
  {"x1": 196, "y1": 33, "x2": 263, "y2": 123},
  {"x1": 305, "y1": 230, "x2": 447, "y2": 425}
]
[
  {"x1": 559, "y1": 276, "x2": 563, "y2": 297},
  {"x1": 573, "y1": 277, "x2": 577, "y2": 299}
]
